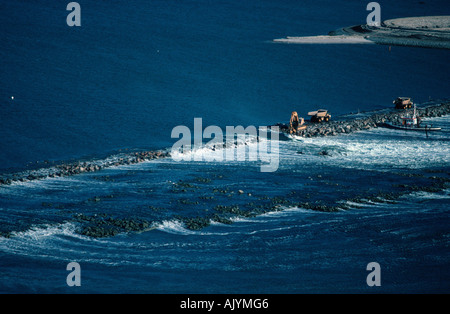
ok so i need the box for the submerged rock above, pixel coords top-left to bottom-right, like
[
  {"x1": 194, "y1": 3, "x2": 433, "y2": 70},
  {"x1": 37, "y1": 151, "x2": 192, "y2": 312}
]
[
  {"x1": 75, "y1": 213, "x2": 152, "y2": 238},
  {"x1": 182, "y1": 217, "x2": 211, "y2": 230}
]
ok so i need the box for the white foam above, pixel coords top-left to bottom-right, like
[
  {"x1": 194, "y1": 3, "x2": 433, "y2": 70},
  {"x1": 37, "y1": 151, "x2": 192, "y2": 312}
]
[
  {"x1": 169, "y1": 133, "x2": 278, "y2": 165},
  {"x1": 260, "y1": 206, "x2": 314, "y2": 216},
  {"x1": 0, "y1": 222, "x2": 90, "y2": 260},
  {"x1": 289, "y1": 126, "x2": 450, "y2": 170},
  {"x1": 155, "y1": 220, "x2": 197, "y2": 235},
  {"x1": 6, "y1": 222, "x2": 78, "y2": 241},
  {"x1": 402, "y1": 188, "x2": 450, "y2": 200}
]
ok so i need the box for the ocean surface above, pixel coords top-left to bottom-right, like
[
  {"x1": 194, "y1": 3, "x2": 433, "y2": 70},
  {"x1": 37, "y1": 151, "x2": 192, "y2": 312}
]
[{"x1": 1, "y1": 0, "x2": 449, "y2": 293}]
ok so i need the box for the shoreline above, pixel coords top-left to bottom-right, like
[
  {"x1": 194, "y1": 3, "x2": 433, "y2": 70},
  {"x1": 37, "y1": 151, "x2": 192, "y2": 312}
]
[{"x1": 274, "y1": 16, "x2": 450, "y2": 49}]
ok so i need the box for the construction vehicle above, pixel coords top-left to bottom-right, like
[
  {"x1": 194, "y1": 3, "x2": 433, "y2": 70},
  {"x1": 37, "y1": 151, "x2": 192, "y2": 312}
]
[
  {"x1": 393, "y1": 97, "x2": 413, "y2": 110},
  {"x1": 289, "y1": 112, "x2": 307, "y2": 133},
  {"x1": 308, "y1": 109, "x2": 331, "y2": 123}
]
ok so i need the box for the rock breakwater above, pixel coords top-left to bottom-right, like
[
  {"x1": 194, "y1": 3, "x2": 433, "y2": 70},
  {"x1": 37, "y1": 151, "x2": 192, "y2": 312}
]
[
  {"x1": 276, "y1": 101, "x2": 450, "y2": 138},
  {"x1": 0, "y1": 150, "x2": 170, "y2": 187},
  {"x1": 1, "y1": 101, "x2": 448, "y2": 187}
]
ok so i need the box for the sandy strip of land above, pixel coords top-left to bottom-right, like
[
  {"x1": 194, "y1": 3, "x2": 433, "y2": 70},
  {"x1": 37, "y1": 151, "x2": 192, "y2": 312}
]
[
  {"x1": 274, "y1": 16, "x2": 450, "y2": 49},
  {"x1": 273, "y1": 35, "x2": 373, "y2": 44}
]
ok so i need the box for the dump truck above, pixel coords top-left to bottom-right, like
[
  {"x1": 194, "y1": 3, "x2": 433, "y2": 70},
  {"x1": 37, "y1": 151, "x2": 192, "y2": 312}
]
[
  {"x1": 393, "y1": 97, "x2": 413, "y2": 110},
  {"x1": 308, "y1": 109, "x2": 331, "y2": 122}
]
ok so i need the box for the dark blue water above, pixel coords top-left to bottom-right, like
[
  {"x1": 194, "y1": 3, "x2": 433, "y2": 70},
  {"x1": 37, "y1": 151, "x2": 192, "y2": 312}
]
[{"x1": 0, "y1": 0, "x2": 449, "y2": 293}]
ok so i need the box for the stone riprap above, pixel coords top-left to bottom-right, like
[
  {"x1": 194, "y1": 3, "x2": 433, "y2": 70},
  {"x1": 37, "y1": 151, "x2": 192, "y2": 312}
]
[{"x1": 276, "y1": 101, "x2": 450, "y2": 138}]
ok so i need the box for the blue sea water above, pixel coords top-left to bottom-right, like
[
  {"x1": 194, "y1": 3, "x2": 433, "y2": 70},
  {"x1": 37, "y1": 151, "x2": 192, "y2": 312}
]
[{"x1": 0, "y1": 0, "x2": 450, "y2": 293}]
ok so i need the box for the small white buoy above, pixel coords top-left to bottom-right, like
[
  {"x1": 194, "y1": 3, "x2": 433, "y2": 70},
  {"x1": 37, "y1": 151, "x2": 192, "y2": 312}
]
[{"x1": 11, "y1": 96, "x2": 14, "y2": 100}]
